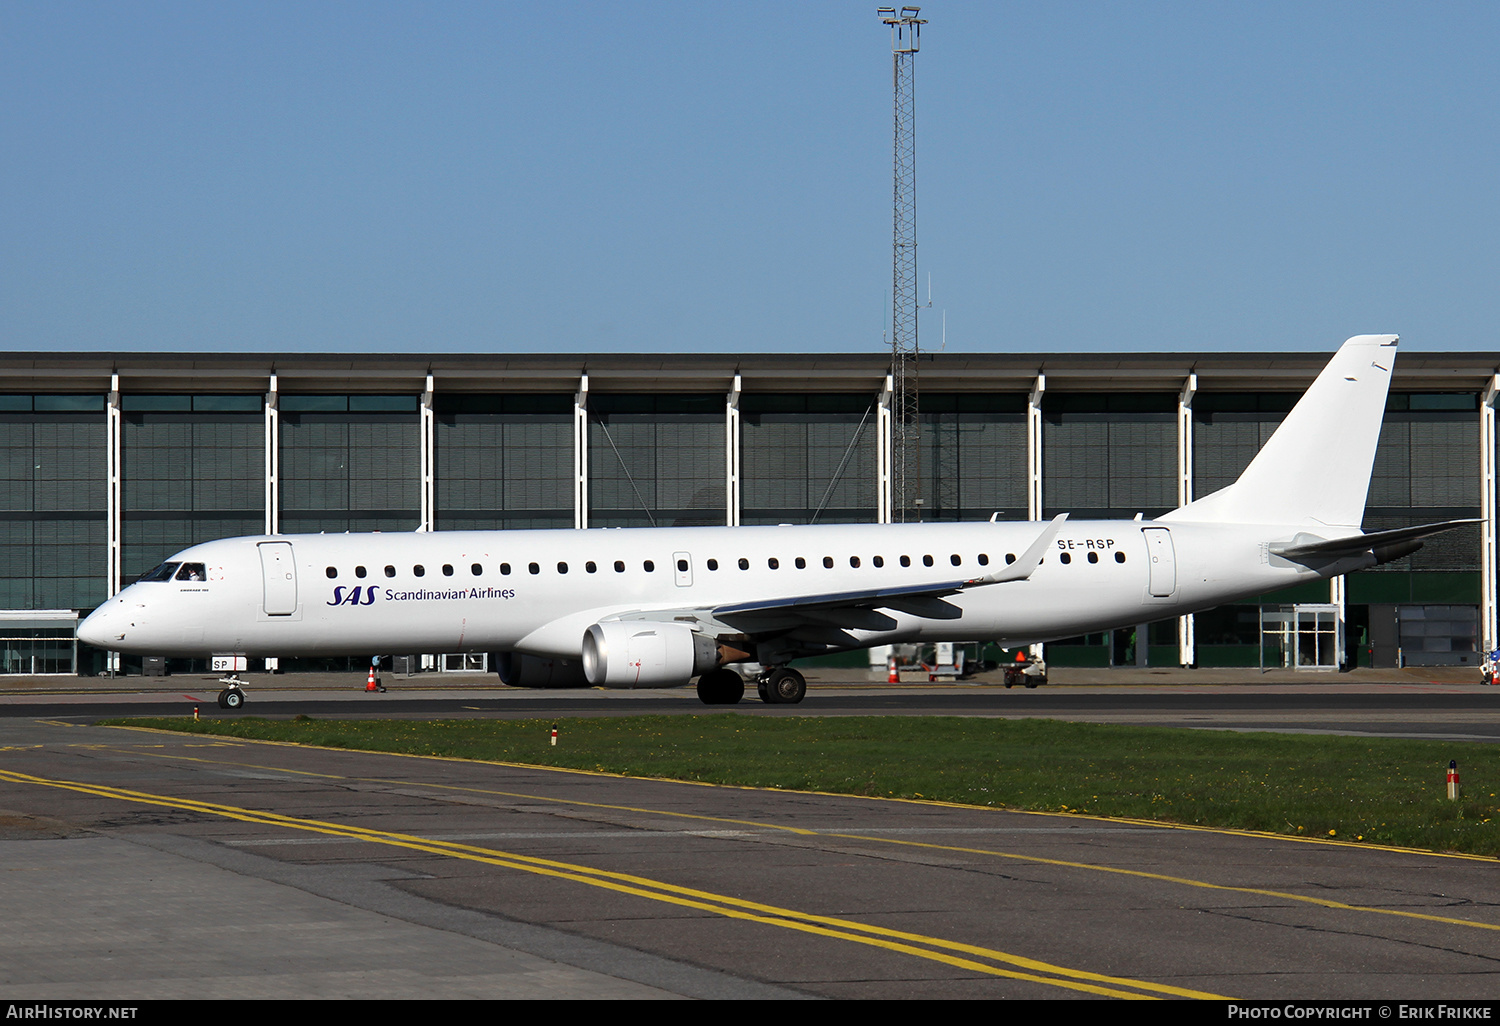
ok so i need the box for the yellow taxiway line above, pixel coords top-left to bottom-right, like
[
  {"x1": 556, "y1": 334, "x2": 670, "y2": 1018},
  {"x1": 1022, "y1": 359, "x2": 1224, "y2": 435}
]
[{"x1": 0, "y1": 765, "x2": 1227, "y2": 1000}]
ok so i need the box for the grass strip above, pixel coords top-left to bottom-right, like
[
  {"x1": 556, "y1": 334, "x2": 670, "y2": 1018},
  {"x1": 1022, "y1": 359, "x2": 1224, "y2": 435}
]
[{"x1": 101, "y1": 714, "x2": 1500, "y2": 857}]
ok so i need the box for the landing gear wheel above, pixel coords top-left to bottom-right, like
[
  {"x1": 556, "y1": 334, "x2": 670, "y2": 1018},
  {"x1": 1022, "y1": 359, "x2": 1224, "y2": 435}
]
[
  {"x1": 218, "y1": 688, "x2": 245, "y2": 710},
  {"x1": 761, "y1": 667, "x2": 806, "y2": 705},
  {"x1": 696, "y1": 668, "x2": 744, "y2": 705}
]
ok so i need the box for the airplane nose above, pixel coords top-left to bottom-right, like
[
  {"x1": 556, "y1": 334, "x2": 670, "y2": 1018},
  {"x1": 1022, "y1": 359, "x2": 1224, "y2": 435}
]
[{"x1": 77, "y1": 606, "x2": 117, "y2": 648}]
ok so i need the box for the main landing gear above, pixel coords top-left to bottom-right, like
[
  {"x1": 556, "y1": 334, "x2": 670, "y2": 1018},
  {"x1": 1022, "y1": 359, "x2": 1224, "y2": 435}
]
[
  {"x1": 694, "y1": 666, "x2": 806, "y2": 705},
  {"x1": 216, "y1": 674, "x2": 247, "y2": 710}
]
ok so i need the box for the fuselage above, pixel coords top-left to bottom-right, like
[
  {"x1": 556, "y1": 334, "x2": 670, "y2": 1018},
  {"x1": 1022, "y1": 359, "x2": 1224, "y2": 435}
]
[{"x1": 77, "y1": 518, "x2": 1353, "y2": 662}]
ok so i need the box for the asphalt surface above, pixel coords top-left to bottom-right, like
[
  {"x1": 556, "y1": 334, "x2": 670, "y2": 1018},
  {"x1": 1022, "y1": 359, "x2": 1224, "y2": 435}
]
[{"x1": 3, "y1": 671, "x2": 1500, "y2": 1000}]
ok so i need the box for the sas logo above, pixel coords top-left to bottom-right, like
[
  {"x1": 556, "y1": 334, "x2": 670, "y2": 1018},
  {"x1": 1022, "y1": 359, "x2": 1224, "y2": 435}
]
[{"x1": 327, "y1": 586, "x2": 380, "y2": 607}]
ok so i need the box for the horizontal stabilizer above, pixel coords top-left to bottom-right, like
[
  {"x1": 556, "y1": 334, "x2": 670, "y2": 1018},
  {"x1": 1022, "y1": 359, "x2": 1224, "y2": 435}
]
[{"x1": 1269, "y1": 519, "x2": 1480, "y2": 561}]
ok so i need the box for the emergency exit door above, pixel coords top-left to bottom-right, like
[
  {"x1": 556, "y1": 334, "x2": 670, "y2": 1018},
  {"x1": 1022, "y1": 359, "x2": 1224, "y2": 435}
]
[{"x1": 258, "y1": 541, "x2": 298, "y2": 615}]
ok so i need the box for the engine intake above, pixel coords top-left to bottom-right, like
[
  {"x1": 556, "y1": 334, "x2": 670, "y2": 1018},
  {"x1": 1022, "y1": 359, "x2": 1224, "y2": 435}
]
[{"x1": 581, "y1": 622, "x2": 718, "y2": 687}]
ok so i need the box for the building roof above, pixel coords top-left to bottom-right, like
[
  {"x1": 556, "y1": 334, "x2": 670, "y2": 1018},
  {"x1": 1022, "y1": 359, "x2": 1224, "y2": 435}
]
[{"x1": 0, "y1": 350, "x2": 1495, "y2": 394}]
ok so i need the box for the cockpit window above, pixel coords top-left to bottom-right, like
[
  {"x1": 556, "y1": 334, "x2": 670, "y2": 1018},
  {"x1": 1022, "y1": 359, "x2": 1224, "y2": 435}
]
[
  {"x1": 138, "y1": 562, "x2": 180, "y2": 583},
  {"x1": 174, "y1": 563, "x2": 206, "y2": 582}
]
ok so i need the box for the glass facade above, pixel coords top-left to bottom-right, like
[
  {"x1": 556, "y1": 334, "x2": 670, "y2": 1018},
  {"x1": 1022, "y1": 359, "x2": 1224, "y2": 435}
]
[
  {"x1": 280, "y1": 396, "x2": 420, "y2": 534},
  {"x1": 741, "y1": 395, "x2": 878, "y2": 525},
  {"x1": 918, "y1": 395, "x2": 1027, "y2": 521},
  {"x1": 435, "y1": 395, "x2": 572, "y2": 531},
  {"x1": 0, "y1": 399, "x2": 107, "y2": 609},
  {"x1": 589, "y1": 395, "x2": 725, "y2": 528},
  {"x1": 1192, "y1": 393, "x2": 1295, "y2": 499},
  {"x1": 1042, "y1": 394, "x2": 1176, "y2": 519},
  {"x1": 1361, "y1": 395, "x2": 1481, "y2": 588},
  {"x1": 121, "y1": 396, "x2": 264, "y2": 581}
]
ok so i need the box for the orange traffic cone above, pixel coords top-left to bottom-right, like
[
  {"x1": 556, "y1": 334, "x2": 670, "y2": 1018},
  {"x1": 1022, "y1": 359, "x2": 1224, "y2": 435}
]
[
  {"x1": 887, "y1": 656, "x2": 900, "y2": 683},
  {"x1": 366, "y1": 666, "x2": 379, "y2": 692}
]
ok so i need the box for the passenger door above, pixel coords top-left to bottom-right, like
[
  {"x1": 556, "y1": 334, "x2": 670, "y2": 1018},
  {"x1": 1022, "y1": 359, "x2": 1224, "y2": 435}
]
[{"x1": 258, "y1": 541, "x2": 298, "y2": 615}]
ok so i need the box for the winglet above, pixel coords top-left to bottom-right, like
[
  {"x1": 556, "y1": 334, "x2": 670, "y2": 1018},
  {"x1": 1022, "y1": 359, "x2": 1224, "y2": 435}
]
[{"x1": 969, "y1": 513, "x2": 1068, "y2": 586}]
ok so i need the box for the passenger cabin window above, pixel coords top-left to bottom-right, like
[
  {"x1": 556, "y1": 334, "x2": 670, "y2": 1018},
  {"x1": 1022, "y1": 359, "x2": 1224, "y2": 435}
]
[
  {"x1": 768, "y1": 557, "x2": 779, "y2": 569},
  {"x1": 978, "y1": 554, "x2": 990, "y2": 566},
  {"x1": 471, "y1": 563, "x2": 483, "y2": 576},
  {"x1": 175, "y1": 563, "x2": 206, "y2": 582},
  {"x1": 922, "y1": 555, "x2": 934, "y2": 567},
  {"x1": 442, "y1": 564, "x2": 454, "y2": 576},
  {"x1": 873, "y1": 556, "x2": 884, "y2": 568},
  {"x1": 950, "y1": 554, "x2": 962, "y2": 566},
  {"x1": 795, "y1": 557, "x2": 806, "y2": 569},
  {"x1": 325, "y1": 567, "x2": 338, "y2": 579},
  {"x1": 501, "y1": 563, "x2": 512, "y2": 575},
  {"x1": 643, "y1": 560, "x2": 655, "y2": 572},
  {"x1": 614, "y1": 561, "x2": 625, "y2": 572},
  {"x1": 1005, "y1": 553, "x2": 1017, "y2": 564},
  {"x1": 384, "y1": 566, "x2": 396, "y2": 578},
  {"x1": 528, "y1": 563, "x2": 540, "y2": 575},
  {"x1": 738, "y1": 558, "x2": 750, "y2": 570},
  {"x1": 677, "y1": 559, "x2": 689, "y2": 572},
  {"x1": 1087, "y1": 552, "x2": 1099, "y2": 564},
  {"x1": 356, "y1": 566, "x2": 367, "y2": 578},
  {"x1": 1060, "y1": 552, "x2": 1072, "y2": 564},
  {"x1": 557, "y1": 562, "x2": 568, "y2": 574},
  {"x1": 413, "y1": 565, "x2": 425, "y2": 577},
  {"x1": 823, "y1": 556, "x2": 834, "y2": 569},
  {"x1": 707, "y1": 559, "x2": 719, "y2": 571},
  {"x1": 1115, "y1": 552, "x2": 1127, "y2": 563},
  {"x1": 900, "y1": 555, "x2": 911, "y2": 567},
  {"x1": 849, "y1": 556, "x2": 860, "y2": 568},
  {"x1": 587, "y1": 561, "x2": 598, "y2": 573}
]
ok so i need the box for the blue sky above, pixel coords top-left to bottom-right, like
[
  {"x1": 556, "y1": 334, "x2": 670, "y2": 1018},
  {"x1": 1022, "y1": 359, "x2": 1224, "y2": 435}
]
[{"x1": 3, "y1": 2, "x2": 1498, "y2": 355}]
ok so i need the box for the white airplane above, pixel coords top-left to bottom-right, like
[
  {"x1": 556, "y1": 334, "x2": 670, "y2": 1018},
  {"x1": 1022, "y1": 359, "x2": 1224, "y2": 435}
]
[{"x1": 78, "y1": 334, "x2": 1472, "y2": 708}]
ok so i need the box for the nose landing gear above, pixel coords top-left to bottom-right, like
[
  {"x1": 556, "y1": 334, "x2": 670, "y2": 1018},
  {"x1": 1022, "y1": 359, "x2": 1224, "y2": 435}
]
[{"x1": 216, "y1": 674, "x2": 247, "y2": 710}]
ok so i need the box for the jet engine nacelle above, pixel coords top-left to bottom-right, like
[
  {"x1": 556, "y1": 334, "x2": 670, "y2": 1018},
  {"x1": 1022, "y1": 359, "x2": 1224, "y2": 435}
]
[
  {"x1": 494, "y1": 652, "x2": 591, "y2": 688},
  {"x1": 581, "y1": 621, "x2": 718, "y2": 687}
]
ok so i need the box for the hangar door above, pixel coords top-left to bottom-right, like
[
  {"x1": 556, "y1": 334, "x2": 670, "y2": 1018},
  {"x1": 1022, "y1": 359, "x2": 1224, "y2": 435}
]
[{"x1": 258, "y1": 541, "x2": 298, "y2": 615}]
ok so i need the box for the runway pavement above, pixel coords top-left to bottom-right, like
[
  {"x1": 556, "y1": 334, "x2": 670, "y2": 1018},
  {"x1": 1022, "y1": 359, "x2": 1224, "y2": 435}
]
[{"x1": 2, "y1": 696, "x2": 1500, "y2": 999}]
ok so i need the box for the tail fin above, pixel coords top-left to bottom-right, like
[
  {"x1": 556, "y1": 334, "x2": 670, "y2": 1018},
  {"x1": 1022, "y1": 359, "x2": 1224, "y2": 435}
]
[{"x1": 1162, "y1": 334, "x2": 1397, "y2": 528}]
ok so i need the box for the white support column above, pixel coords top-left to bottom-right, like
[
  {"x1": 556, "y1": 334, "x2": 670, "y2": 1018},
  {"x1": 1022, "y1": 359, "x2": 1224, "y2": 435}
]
[
  {"x1": 1177, "y1": 373, "x2": 1196, "y2": 667},
  {"x1": 726, "y1": 373, "x2": 741, "y2": 526},
  {"x1": 1482, "y1": 375, "x2": 1499, "y2": 654},
  {"x1": 106, "y1": 372, "x2": 121, "y2": 600},
  {"x1": 1028, "y1": 373, "x2": 1045, "y2": 661},
  {"x1": 1027, "y1": 374, "x2": 1045, "y2": 522},
  {"x1": 420, "y1": 373, "x2": 435, "y2": 532},
  {"x1": 877, "y1": 374, "x2": 894, "y2": 524},
  {"x1": 264, "y1": 373, "x2": 279, "y2": 535},
  {"x1": 1331, "y1": 574, "x2": 1347, "y2": 669},
  {"x1": 574, "y1": 373, "x2": 589, "y2": 529},
  {"x1": 105, "y1": 372, "x2": 122, "y2": 674}
]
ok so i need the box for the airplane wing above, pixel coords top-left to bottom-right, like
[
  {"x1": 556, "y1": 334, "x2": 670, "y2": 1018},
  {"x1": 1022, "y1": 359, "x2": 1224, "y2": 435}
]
[
  {"x1": 608, "y1": 515, "x2": 1070, "y2": 634},
  {"x1": 1269, "y1": 519, "x2": 1480, "y2": 561}
]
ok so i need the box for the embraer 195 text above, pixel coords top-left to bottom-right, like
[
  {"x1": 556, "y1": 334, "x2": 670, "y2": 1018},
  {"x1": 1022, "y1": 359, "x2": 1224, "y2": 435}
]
[{"x1": 79, "y1": 335, "x2": 1472, "y2": 706}]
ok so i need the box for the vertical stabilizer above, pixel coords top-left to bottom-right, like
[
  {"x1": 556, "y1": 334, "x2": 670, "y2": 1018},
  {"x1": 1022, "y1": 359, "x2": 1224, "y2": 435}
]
[{"x1": 1161, "y1": 334, "x2": 1397, "y2": 528}]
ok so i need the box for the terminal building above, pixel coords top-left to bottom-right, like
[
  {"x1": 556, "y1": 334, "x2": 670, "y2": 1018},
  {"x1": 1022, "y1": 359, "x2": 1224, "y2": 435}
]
[{"x1": 3, "y1": 348, "x2": 1497, "y2": 676}]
